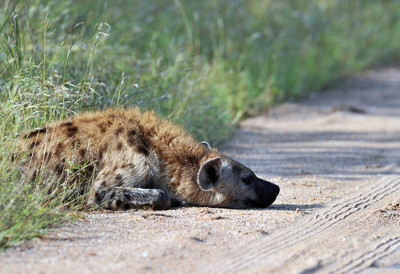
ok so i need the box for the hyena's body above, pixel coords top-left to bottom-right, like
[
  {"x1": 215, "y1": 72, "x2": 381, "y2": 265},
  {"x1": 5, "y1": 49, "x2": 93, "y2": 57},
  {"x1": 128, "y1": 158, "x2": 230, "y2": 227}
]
[{"x1": 19, "y1": 108, "x2": 279, "y2": 210}]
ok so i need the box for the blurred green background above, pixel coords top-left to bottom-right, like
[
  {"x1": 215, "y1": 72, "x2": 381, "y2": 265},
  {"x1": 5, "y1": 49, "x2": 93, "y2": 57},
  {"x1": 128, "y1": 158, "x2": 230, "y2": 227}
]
[
  {"x1": 2, "y1": 0, "x2": 400, "y2": 143},
  {"x1": 1, "y1": 0, "x2": 400, "y2": 248}
]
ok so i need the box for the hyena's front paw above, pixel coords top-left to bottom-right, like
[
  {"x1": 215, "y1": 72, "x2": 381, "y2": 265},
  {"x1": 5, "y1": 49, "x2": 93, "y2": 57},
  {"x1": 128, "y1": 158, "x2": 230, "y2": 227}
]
[
  {"x1": 150, "y1": 189, "x2": 172, "y2": 210},
  {"x1": 93, "y1": 187, "x2": 172, "y2": 210}
]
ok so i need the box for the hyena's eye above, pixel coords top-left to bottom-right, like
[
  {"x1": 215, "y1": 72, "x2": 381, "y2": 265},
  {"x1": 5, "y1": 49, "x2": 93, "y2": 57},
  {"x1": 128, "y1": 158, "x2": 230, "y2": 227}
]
[{"x1": 242, "y1": 175, "x2": 253, "y2": 185}]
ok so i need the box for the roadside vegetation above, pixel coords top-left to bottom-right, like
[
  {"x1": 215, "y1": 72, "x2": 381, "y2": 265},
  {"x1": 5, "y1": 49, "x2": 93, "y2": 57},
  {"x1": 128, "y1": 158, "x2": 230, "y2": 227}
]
[{"x1": 1, "y1": 0, "x2": 400, "y2": 249}]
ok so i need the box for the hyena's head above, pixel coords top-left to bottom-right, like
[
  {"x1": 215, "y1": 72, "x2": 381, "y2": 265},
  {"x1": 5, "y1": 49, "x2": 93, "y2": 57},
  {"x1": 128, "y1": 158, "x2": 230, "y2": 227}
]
[{"x1": 197, "y1": 155, "x2": 280, "y2": 208}]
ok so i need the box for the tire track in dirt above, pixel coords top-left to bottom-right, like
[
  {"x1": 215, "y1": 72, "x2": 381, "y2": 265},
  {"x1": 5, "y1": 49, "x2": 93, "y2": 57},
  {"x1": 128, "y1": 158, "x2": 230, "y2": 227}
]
[
  {"x1": 328, "y1": 237, "x2": 400, "y2": 274},
  {"x1": 210, "y1": 175, "x2": 400, "y2": 273}
]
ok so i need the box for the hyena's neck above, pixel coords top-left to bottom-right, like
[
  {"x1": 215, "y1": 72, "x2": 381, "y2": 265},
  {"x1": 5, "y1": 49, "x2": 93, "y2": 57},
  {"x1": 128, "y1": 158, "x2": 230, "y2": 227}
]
[
  {"x1": 176, "y1": 180, "x2": 225, "y2": 206},
  {"x1": 168, "y1": 148, "x2": 224, "y2": 206},
  {"x1": 142, "y1": 113, "x2": 225, "y2": 206}
]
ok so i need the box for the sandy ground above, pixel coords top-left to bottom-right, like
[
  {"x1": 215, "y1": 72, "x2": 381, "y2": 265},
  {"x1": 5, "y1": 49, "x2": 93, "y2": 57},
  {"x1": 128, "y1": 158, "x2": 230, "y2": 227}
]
[{"x1": 1, "y1": 67, "x2": 400, "y2": 273}]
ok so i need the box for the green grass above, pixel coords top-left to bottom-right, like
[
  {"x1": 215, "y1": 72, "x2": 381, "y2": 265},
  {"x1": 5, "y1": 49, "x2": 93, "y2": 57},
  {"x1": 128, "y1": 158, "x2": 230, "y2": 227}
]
[{"x1": 1, "y1": 0, "x2": 400, "y2": 249}]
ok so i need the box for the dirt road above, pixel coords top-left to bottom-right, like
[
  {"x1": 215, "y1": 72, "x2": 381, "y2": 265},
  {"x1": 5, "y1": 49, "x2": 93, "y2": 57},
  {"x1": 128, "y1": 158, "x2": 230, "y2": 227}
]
[{"x1": 1, "y1": 68, "x2": 400, "y2": 273}]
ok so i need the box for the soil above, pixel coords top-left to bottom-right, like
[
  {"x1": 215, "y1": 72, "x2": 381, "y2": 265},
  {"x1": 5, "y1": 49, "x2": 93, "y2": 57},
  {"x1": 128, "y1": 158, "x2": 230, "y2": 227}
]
[{"x1": 1, "y1": 67, "x2": 400, "y2": 273}]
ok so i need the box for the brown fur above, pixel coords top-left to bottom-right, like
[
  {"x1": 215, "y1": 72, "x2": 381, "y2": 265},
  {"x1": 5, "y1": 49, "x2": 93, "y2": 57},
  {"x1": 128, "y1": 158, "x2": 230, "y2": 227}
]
[{"x1": 18, "y1": 108, "x2": 279, "y2": 210}]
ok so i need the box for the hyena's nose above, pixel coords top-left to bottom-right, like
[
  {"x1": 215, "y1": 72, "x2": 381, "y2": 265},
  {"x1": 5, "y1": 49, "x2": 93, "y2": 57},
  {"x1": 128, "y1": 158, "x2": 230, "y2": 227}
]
[{"x1": 272, "y1": 184, "x2": 280, "y2": 196}]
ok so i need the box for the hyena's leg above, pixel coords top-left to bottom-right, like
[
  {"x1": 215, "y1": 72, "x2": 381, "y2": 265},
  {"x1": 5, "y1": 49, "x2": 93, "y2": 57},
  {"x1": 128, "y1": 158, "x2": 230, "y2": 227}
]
[
  {"x1": 94, "y1": 186, "x2": 172, "y2": 210},
  {"x1": 88, "y1": 167, "x2": 172, "y2": 210}
]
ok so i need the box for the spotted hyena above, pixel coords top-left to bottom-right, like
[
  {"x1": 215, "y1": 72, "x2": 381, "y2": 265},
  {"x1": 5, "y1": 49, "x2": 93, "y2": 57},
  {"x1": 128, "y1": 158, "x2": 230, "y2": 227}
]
[{"x1": 18, "y1": 108, "x2": 279, "y2": 210}]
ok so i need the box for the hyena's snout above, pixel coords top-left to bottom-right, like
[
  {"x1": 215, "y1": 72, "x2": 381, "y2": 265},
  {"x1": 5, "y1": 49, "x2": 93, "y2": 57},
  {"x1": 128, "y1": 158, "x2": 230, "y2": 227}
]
[{"x1": 246, "y1": 178, "x2": 280, "y2": 208}]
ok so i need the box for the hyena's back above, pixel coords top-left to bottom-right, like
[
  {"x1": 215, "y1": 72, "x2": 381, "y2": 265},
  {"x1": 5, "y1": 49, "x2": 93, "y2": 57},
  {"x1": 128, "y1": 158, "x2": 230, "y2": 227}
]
[{"x1": 22, "y1": 108, "x2": 205, "y2": 169}]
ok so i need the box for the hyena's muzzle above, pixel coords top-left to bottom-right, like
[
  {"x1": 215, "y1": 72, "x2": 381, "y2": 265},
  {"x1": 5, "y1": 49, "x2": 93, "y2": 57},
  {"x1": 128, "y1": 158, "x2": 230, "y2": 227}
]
[{"x1": 245, "y1": 178, "x2": 280, "y2": 208}]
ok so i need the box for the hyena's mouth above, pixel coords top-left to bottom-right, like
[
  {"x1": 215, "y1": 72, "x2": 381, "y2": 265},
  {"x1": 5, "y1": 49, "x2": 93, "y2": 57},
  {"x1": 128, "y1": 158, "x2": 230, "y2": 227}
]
[{"x1": 244, "y1": 197, "x2": 277, "y2": 208}]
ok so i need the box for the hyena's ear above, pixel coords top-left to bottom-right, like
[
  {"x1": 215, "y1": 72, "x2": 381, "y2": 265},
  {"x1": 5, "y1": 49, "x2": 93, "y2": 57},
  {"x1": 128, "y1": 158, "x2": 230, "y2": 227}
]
[
  {"x1": 201, "y1": 141, "x2": 212, "y2": 151},
  {"x1": 197, "y1": 157, "x2": 223, "y2": 191}
]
